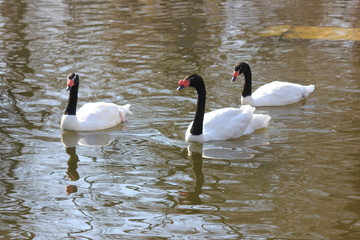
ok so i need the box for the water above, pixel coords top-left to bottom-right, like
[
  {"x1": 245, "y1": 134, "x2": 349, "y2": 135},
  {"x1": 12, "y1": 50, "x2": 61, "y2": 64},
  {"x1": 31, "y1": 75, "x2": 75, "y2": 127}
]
[{"x1": 1, "y1": 0, "x2": 360, "y2": 239}]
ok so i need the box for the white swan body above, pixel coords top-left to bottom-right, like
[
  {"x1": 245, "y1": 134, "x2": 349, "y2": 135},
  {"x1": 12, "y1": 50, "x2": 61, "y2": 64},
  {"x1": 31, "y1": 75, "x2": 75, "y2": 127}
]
[
  {"x1": 61, "y1": 103, "x2": 132, "y2": 131},
  {"x1": 232, "y1": 62, "x2": 315, "y2": 106},
  {"x1": 178, "y1": 74, "x2": 270, "y2": 143},
  {"x1": 242, "y1": 81, "x2": 315, "y2": 106},
  {"x1": 185, "y1": 105, "x2": 271, "y2": 142},
  {"x1": 60, "y1": 73, "x2": 132, "y2": 131}
]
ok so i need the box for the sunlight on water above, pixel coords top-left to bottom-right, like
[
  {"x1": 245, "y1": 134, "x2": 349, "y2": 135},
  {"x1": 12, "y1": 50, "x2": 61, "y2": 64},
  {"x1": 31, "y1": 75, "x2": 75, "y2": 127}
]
[{"x1": 260, "y1": 25, "x2": 360, "y2": 41}]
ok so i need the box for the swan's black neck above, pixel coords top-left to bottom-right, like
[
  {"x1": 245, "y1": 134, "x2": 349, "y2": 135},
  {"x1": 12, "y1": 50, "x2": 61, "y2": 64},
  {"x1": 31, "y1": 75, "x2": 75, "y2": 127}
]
[
  {"x1": 191, "y1": 78, "x2": 206, "y2": 136},
  {"x1": 242, "y1": 65, "x2": 252, "y2": 98},
  {"x1": 64, "y1": 83, "x2": 78, "y2": 115}
]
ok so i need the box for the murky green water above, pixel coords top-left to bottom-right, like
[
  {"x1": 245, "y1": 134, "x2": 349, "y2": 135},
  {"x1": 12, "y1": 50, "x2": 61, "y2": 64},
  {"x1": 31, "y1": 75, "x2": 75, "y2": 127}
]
[{"x1": 1, "y1": 0, "x2": 360, "y2": 239}]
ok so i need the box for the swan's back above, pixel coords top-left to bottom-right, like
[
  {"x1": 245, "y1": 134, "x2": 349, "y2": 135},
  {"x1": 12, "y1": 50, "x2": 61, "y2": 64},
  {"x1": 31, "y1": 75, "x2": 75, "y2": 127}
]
[
  {"x1": 64, "y1": 102, "x2": 132, "y2": 131},
  {"x1": 186, "y1": 105, "x2": 270, "y2": 142},
  {"x1": 251, "y1": 81, "x2": 315, "y2": 106}
]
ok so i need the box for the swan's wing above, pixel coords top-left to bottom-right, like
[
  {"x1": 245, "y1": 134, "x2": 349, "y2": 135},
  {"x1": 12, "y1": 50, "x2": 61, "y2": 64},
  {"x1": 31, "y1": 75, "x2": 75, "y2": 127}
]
[
  {"x1": 202, "y1": 106, "x2": 255, "y2": 141},
  {"x1": 252, "y1": 81, "x2": 314, "y2": 106},
  {"x1": 77, "y1": 102, "x2": 119, "y2": 121},
  {"x1": 76, "y1": 102, "x2": 122, "y2": 130}
]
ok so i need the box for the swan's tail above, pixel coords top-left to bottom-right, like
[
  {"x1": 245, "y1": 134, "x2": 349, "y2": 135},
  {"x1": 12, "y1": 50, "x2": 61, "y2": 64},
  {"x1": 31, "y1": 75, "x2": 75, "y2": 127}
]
[
  {"x1": 244, "y1": 113, "x2": 271, "y2": 135},
  {"x1": 304, "y1": 85, "x2": 315, "y2": 97},
  {"x1": 118, "y1": 104, "x2": 133, "y2": 122}
]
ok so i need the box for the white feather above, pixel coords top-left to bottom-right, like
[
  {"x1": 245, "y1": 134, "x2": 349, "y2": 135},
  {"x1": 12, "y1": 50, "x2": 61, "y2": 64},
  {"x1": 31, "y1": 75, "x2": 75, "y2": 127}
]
[
  {"x1": 61, "y1": 103, "x2": 132, "y2": 131},
  {"x1": 242, "y1": 81, "x2": 315, "y2": 106},
  {"x1": 185, "y1": 105, "x2": 270, "y2": 143}
]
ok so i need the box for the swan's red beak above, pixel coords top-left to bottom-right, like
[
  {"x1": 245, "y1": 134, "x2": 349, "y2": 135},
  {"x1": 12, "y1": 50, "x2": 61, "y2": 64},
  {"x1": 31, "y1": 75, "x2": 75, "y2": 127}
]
[
  {"x1": 66, "y1": 79, "x2": 74, "y2": 91},
  {"x1": 177, "y1": 79, "x2": 190, "y2": 91},
  {"x1": 231, "y1": 71, "x2": 239, "y2": 82}
]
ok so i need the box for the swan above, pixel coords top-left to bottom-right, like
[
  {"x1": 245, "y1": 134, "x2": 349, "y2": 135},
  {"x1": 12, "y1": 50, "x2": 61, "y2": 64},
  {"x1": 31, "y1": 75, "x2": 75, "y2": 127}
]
[
  {"x1": 177, "y1": 74, "x2": 271, "y2": 143},
  {"x1": 231, "y1": 62, "x2": 315, "y2": 106},
  {"x1": 60, "y1": 73, "x2": 132, "y2": 131}
]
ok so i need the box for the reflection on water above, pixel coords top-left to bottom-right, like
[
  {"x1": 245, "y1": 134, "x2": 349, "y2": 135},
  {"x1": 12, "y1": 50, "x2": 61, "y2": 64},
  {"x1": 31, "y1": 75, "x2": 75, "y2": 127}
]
[
  {"x1": 61, "y1": 128, "x2": 120, "y2": 147},
  {"x1": 1, "y1": 0, "x2": 360, "y2": 239},
  {"x1": 61, "y1": 130, "x2": 120, "y2": 195},
  {"x1": 177, "y1": 143, "x2": 204, "y2": 210},
  {"x1": 65, "y1": 147, "x2": 79, "y2": 194}
]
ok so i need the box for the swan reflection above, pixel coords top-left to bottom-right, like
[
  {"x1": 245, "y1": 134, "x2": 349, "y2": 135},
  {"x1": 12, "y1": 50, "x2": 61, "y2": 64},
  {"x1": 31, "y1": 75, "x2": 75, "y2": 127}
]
[
  {"x1": 188, "y1": 141, "x2": 256, "y2": 160},
  {"x1": 65, "y1": 147, "x2": 79, "y2": 194},
  {"x1": 61, "y1": 129, "x2": 118, "y2": 148},
  {"x1": 178, "y1": 142, "x2": 204, "y2": 208},
  {"x1": 61, "y1": 129, "x2": 119, "y2": 194},
  {"x1": 177, "y1": 137, "x2": 269, "y2": 210}
]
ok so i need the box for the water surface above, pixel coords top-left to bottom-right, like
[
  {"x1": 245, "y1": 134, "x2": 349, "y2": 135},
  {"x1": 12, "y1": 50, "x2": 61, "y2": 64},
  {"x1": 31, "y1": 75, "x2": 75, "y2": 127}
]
[{"x1": 1, "y1": 0, "x2": 360, "y2": 239}]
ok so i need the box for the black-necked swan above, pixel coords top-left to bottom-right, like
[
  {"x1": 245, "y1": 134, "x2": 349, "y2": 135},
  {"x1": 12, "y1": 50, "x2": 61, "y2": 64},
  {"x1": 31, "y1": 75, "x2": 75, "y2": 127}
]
[
  {"x1": 60, "y1": 73, "x2": 132, "y2": 131},
  {"x1": 177, "y1": 74, "x2": 271, "y2": 143},
  {"x1": 231, "y1": 62, "x2": 315, "y2": 106}
]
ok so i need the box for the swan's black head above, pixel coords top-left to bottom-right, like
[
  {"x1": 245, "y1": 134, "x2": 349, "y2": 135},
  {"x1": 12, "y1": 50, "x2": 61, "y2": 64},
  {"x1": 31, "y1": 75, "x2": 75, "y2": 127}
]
[
  {"x1": 66, "y1": 73, "x2": 79, "y2": 91},
  {"x1": 231, "y1": 62, "x2": 250, "y2": 82},
  {"x1": 177, "y1": 74, "x2": 204, "y2": 91}
]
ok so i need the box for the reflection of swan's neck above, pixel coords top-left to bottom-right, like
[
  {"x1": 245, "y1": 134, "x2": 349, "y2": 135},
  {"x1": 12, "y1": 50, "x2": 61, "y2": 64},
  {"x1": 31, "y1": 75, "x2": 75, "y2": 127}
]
[
  {"x1": 192, "y1": 155, "x2": 203, "y2": 194},
  {"x1": 179, "y1": 144, "x2": 204, "y2": 205},
  {"x1": 66, "y1": 147, "x2": 79, "y2": 181},
  {"x1": 187, "y1": 143, "x2": 204, "y2": 193},
  {"x1": 66, "y1": 146, "x2": 76, "y2": 155}
]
